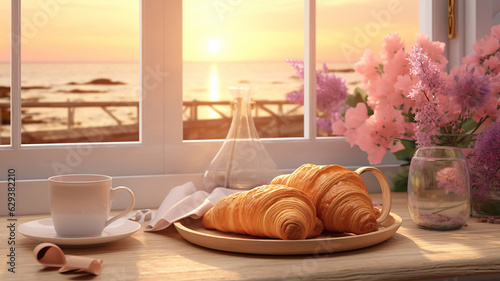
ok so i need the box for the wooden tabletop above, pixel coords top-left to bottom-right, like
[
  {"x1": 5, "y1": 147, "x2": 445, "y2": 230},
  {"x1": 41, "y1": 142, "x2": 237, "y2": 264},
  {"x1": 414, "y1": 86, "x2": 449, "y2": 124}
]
[{"x1": 2, "y1": 192, "x2": 500, "y2": 281}]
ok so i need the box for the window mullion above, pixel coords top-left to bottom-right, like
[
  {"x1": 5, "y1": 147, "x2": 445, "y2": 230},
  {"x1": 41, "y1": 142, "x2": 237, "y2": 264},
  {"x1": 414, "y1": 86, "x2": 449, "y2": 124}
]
[
  {"x1": 10, "y1": 0, "x2": 20, "y2": 149},
  {"x1": 304, "y1": 0, "x2": 316, "y2": 139}
]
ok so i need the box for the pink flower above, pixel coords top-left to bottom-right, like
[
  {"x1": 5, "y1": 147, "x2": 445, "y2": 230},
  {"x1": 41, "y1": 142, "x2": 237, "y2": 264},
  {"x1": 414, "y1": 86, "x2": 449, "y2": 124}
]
[
  {"x1": 331, "y1": 119, "x2": 347, "y2": 135},
  {"x1": 491, "y1": 24, "x2": 500, "y2": 38},
  {"x1": 472, "y1": 96, "x2": 500, "y2": 126},
  {"x1": 367, "y1": 77, "x2": 395, "y2": 108},
  {"x1": 342, "y1": 103, "x2": 369, "y2": 147},
  {"x1": 481, "y1": 55, "x2": 500, "y2": 76},
  {"x1": 342, "y1": 103, "x2": 405, "y2": 164},
  {"x1": 393, "y1": 75, "x2": 414, "y2": 111},
  {"x1": 344, "y1": 103, "x2": 368, "y2": 128},
  {"x1": 334, "y1": 26, "x2": 499, "y2": 166},
  {"x1": 368, "y1": 103, "x2": 406, "y2": 143},
  {"x1": 415, "y1": 33, "x2": 448, "y2": 67},
  {"x1": 354, "y1": 49, "x2": 380, "y2": 85},
  {"x1": 381, "y1": 32, "x2": 405, "y2": 61},
  {"x1": 472, "y1": 35, "x2": 500, "y2": 57},
  {"x1": 462, "y1": 53, "x2": 480, "y2": 65},
  {"x1": 358, "y1": 139, "x2": 387, "y2": 164},
  {"x1": 383, "y1": 49, "x2": 410, "y2": 78}
]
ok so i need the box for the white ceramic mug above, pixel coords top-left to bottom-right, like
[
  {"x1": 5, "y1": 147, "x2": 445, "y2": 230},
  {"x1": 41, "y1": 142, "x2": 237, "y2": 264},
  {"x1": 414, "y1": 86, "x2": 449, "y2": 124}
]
[{"x1": 48, "y1": 174, "x2": 135, "y2": 237}]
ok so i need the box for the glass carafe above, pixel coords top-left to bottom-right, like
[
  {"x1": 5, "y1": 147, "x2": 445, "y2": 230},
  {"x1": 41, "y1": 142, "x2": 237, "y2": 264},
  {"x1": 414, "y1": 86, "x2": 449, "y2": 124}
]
[
  {"x1": 408, "y1": 146, "x2": 470, "y2": 230},
  {"x1": 202, "y1": 87, "x2": 278, "y2": 190}
]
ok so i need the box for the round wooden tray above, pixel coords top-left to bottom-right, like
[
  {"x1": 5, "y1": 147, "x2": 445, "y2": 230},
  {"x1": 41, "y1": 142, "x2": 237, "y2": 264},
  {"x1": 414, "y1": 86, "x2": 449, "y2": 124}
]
[{"x1": 174, "y1": 212, "x2": 402, "y2": 255}]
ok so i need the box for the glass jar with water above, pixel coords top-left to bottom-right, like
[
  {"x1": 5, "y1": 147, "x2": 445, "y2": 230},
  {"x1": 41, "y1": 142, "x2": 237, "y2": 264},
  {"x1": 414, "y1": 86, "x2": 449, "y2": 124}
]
[{"x1": 408, "y1": 146, "x2": 470, "y2": 230}]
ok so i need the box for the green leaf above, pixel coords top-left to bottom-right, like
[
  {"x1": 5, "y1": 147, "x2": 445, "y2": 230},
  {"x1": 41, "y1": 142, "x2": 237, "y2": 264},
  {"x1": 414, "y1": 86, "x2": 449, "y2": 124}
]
[
  {"x1": 392, "y1": 169, "x2": 409, "y2": 192},
  {"x1": 345, "y1": 87, "x2": 374, "y2": 116},
  {"x1": 345, "y1": 87, "x2": 367, "y2": 107},
  {"x1": 461, "y1": 118, "x2": 478, "y2": 133},
  {"x1": 392, "y1": 139, "x2": 416, "y2": 162}
]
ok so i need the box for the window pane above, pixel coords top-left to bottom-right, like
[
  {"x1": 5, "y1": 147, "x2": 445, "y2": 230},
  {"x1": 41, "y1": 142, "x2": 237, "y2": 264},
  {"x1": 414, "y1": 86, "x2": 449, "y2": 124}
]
[
  {"x1": 316, "y1": 0, "x2": 419, "y2": 136},
  {"x1": 20, "y1": 0, "x2": 140, "y2": 144},
  {"x1": 0, "y1": 1, "x2": 10, "y2": 145},
  {"x1": 183, "y1": 0, "x2": 304, "y2": 140}
]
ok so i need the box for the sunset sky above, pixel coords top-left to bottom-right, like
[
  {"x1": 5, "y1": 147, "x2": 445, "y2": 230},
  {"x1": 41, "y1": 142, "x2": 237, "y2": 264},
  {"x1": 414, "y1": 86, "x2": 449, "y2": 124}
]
[{"x1": 0, "y1": 0, "x2": 419, "y2": 63}]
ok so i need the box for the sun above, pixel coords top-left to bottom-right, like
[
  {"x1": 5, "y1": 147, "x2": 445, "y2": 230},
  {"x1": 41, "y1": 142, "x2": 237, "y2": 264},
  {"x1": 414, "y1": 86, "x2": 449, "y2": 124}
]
[{"x1": 207, "y1": 39, "x2": 222, "y2": 54}]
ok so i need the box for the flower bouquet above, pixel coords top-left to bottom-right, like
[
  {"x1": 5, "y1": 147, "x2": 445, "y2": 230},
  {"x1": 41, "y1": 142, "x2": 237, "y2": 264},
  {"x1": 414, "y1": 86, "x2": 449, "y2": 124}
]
[{"x1": 330, "y1": 27, "x2": 499, "y2": 197}]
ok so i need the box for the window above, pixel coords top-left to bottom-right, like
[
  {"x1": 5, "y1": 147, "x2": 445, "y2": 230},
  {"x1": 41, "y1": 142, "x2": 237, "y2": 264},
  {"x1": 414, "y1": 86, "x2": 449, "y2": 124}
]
[
  {"x1": 316, "y1": 0, "x2": 418, "y2": 136},
  {"x1": 1, "y1": 0, "x2": 422, "y2": 179},
  {"x1": 182, "y1": 1, "x2": 419, "y2": 140},
  {"x1": 170, "y1": 0, "x2": 420, "y2": 175},
  {"x1": 20, "y1": 0, "x2": 140, "y2": 144},
  {"x1": 1, "y1": 0, "x2": 437, "y2": 215},
  {"x1": 182, "y1": 0, "x2": 305, "y2": 140},
  {"x1": 2, "y1": 0, "x2": 164, "y2": 180}
]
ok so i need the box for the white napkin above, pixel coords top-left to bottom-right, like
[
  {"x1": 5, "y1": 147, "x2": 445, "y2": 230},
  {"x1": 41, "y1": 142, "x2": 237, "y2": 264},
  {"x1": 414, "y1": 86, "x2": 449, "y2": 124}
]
[{"x1": 144, "y1": 182, "x2": 241, "y2": 231}]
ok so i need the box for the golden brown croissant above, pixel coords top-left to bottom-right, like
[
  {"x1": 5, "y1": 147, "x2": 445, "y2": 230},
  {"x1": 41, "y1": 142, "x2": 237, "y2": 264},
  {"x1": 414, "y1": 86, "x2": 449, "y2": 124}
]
[
  {"x1": 202, "y1": 184, "x2": 324, "y2": 240},
  {"x1": 271, "y1": 164, "x2": 380, "y2": 235}
]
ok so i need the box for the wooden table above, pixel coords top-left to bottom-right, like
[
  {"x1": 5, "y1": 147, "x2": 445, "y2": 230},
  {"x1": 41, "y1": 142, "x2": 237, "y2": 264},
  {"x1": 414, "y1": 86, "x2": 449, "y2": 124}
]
[{"x1": 2, "y1": 193, "x2": 500, "y2": 281}]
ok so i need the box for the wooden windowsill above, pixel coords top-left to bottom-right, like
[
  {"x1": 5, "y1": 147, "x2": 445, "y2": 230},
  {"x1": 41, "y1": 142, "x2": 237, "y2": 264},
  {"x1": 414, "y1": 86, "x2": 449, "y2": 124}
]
[{"x1": 3, "y1": 192, "x2": 500, "y2": 280}]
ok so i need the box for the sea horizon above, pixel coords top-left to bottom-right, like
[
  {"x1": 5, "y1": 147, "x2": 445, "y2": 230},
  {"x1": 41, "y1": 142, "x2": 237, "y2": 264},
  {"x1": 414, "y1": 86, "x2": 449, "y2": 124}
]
[
  {"x1": 0, "y1": 61, "x2": 359, "y2": 137},
  {"x1": 0, "y1": 61, "x2": 359, "y2": 100}
]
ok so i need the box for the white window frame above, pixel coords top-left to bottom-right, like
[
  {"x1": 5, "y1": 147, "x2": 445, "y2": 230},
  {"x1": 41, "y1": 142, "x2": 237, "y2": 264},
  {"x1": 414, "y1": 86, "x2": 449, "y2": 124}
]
[
  {"x1": 164, "y1": 0, "x2": 395, "y2": 177},
  {"x1": 2, "y1": 0, "x2": 451, "y2": 215},
  {"x1": 420, "y1": 0, "x2": 499, "y2": 69},
  {"x1": 2, "y1": 0, "x2": 164, "y2": 181}
]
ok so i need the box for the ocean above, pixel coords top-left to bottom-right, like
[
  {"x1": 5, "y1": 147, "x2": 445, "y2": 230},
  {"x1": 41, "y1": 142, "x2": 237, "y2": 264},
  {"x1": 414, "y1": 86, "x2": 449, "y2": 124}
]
[
  {"x1": 0, "y1": 61, "x2": 359, "y2": 137},
  {"x1": 183, "y1": 61, "x2": 359, "y2": 101}
]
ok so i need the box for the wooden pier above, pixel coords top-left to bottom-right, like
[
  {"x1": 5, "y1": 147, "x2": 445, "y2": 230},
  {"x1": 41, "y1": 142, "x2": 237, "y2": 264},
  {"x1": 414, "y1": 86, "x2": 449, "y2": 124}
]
[
  {"x1": 0, "y1": 99, "x2": 304, "y2": 144},
  {"x1": 182, "y1": 100, "x2": 303, "y2": 139},
  {"x1": 0, "y1": 101, "x2": 140, "y2": 144}
]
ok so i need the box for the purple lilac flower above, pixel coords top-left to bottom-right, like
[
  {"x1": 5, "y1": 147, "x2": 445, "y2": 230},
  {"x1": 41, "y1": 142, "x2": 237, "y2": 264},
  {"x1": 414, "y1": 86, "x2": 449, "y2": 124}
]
[
  {"x1": 287, "y1": 59, "x2": 305, "y2": 79},
  {"x1": 286, "y1": 60, "x2": 348, "y2": 134},
  {"x1": 316, "y1": 117, "x2": 332, "y2": 133},
  {"x1": 407, "y1": 45, "x2": 446, "y2": 147},
  {"x1": 286, "y1": 90, "x2": 304, "y2": 104},
  {"x1": 448, "y1": 66, "x2": 491, "y2": 116},
  {"x1": 471, "y1": 122, "x2": 500, "y2": 201},
  {"x1": 317, "y1": 66, "x2": 348, "y2": 126},
  {"x1": 413, "y1": 102, "x2": 443, "y2": 147},
  {"x1": 408, "y1": 45, "x2": 444, "y2": 95}
]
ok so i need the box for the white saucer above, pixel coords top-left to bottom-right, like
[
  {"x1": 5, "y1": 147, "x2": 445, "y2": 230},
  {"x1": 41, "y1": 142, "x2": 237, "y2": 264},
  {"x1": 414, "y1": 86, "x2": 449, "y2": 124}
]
[{"x1": 19, "y1": 218, "x2": 141, "y2": 246}]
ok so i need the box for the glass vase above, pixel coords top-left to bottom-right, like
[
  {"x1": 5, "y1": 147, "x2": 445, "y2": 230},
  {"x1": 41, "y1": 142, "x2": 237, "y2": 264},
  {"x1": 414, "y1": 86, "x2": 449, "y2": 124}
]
[
  {"x1": 408, "y1": 146, "x2": 470, "y2": 230},
  {"x1": 430, "y1": 133, "x2": 476, "y2": 158},
  {"x1": 202, "y1": 86, "x2": 278, "y2": 190},
  {"x1": 430, "y1": 133, "x2": 500, "y2": 217}
]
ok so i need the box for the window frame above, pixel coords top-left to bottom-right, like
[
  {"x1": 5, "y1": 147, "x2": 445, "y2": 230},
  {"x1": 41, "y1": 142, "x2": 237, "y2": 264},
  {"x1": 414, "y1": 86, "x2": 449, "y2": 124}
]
[
  {"x1": 0, "y1": 0, "x2": 444, "y2": 215},
  {"x1": 419, "y1": 0, "x2": 499, "y2": 70},
  {"x1": 2, "y1": 0, "x2": 405, "y2": 181},
  {"x1": 165, "y1": 0, "x2": 395, "y2": 177},
  {"x1": 1, "y1": 0, "x2": 165, "y2": 180}
]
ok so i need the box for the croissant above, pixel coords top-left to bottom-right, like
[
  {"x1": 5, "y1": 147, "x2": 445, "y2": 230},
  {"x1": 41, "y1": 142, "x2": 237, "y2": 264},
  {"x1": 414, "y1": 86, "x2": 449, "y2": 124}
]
[
  {"x1": 271, "y1": 164, "x2": 380, "y2": 235},
  {"x1": 202, "y1": 184, "x2": 324, "y2": 240}
]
